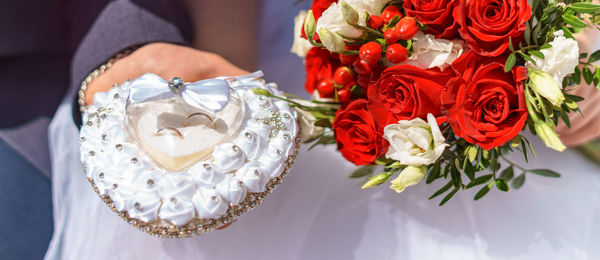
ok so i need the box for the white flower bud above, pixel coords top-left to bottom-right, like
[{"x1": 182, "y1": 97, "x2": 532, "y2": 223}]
[
  {"x1": 535, "y1": 122, "x2": 566, "y2": 152},
  {"x1": 318, "y1": 28, "x2": 346, "y2": 53},
  {"x1": 390, "y1": 166, "x2": 427, "y2": 193},
  {"x1": 529, "y1": 70, "x2": 565, "y2": 106}
]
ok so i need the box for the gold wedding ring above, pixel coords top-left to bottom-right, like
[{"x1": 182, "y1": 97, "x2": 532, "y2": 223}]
[
  {"x1": 183, "y1": 112, "x2": 216, "y2": 129},
  {"x1": 154, "y1": 127, "x2": 184, "y2": 139}
]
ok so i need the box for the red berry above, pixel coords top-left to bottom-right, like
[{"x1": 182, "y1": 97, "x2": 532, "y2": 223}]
[
  {"x1": 359, "y1": 42, "x2": 382, "y2": 68},
  {"x1": 381, "y1": 6, "x2": 403, "y2": 24},
  {"x1": 396, "y1": 17, "x2": 419, "y2": 40},
  {"x1": 386, "y1": 43, "x2": 409, "y2": 63},
  {"x1": 337, "y1": 89, "x2": 351, "y2": 104},
  {"x1": 333, "y1": 66, "x2": 354, "y2": 85},
  {"x1": 317, "y1": 80, "x2": 334, "y2": 98},
  {"x1": 384, "y1": 27, "x2": 400, "y2": 44},
  {"x1": 356, "y1": 74, "x2": 371, "y2": 89},
  {"x1": 339, "y1": 54, "x2": 358, "y2": 65},
  {"x1": 368, "y1": 15, "x2": 383, "y2": 29},
  {"x1": 353, "y1": 59, "x2": 373, "y2": 75}
]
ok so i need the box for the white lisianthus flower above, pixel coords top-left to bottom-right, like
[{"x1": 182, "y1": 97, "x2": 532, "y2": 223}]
[
  {"x1": 383, "y1": 113, "x2": 448, "y2": 166},
  {"x1": 526, "y1": 30, "x2": 579, "y2": 87},
  {"x1": 391, "y1": 32, "x2": 465, "y2": 71},
  {"x1": 390, "y1": 166, "x2": 427, "y2": 193},
  {"x1": 316, "y1": 0, "x2": 390, "y2": 39},
  {"x1": 291, "y1": 10, "x2": 313, "y2": 58}
]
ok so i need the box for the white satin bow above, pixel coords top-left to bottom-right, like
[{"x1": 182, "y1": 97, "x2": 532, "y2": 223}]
[{"x1": 127, "y1": 73, "x2": 231, "y2": 113}]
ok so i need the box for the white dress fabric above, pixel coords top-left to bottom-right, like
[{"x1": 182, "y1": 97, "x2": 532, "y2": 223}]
[{"x1": 45, "y1": 1, "x2": 600, "y2": 259}]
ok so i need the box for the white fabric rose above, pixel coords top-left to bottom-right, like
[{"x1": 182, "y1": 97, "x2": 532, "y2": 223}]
[
  {"x1": 212, "y1": 143, "x2": 246, "y2": 172},
  {"x1": 383, "y1": 113, "x2": 448, "y2": 166},
  {"x1": 527, "y1": 31, "x2": 579, "y2": 87},
  {"x1": 291, "y1": 10, "x2": 313, "y2": 58},
  {"x1": 316, "y1": 0, "x2": 390, "y2": 39},
  {"x1": 395, "y1": 32, "x2": 465, "y2": 71}
]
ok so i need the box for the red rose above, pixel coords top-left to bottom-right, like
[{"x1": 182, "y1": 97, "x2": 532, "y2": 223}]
[
  {"x1": 304, "y1": 47, "x2": 341, "y2": 93},
  {"x1": 456, "y1": 0, "x2": 531, "y2": 56},
  {"x1": 403, "y1": 0, "x2": 460, "y2": 39},
  {"x1": 333, "y1": 100, "x2": 388, "y2": 165},
  {"x1": 442, "y1": 51, "x2": 528, "y2": 150},
  {"x1": 367, "y1": 65, "x2": 454, "y2": 127}
]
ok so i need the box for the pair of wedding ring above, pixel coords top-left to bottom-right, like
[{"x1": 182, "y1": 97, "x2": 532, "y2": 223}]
[{"x1": 154, "y1": 112, "x2": 216, "y2": 139}]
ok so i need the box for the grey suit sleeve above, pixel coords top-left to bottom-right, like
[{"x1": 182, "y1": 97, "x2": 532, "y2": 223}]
[{"x1": 69, "y1": 0, "x2": 189, "y2": 127}]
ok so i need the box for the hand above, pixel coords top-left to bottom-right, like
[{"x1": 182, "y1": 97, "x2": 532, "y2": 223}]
[
  {"x1": 84, "y1": 42, "x2": 249, "y2": 105},
  {"x1": 556, "y1": 25, "x2": 600, "y2": 147}
]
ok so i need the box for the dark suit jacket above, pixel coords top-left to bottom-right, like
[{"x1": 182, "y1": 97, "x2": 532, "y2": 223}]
[{"x1": 0, "y1": 0, "x2": 192, "y2": 177}]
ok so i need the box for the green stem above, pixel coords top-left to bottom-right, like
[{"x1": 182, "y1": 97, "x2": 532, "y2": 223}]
[
  {"x1": 500, "y1": 156, "x2": 528, "y2": 172},
  {"x1": 353, "y1": 24, "x2": 384, "y2": 38}
]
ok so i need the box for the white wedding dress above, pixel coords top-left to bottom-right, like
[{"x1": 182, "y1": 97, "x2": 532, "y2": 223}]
[{"x1": 44, "y1": 1, "x2": 600, "y2": 259}]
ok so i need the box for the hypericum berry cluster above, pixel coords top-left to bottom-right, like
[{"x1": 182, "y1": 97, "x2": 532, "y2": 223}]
[{"x1": 304, "y1": 4, "x2": 421, "y2": 106}]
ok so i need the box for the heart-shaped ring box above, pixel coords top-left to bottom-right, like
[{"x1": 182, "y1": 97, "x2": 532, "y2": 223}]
[{"x1": 79, "y1": 72, "x2": 300, "y2": 238}]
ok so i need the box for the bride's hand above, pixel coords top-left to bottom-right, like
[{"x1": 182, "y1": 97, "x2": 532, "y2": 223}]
[
  {"x1": 84, "y1": 42, "x2": 249, "y2": 105},
  {"x1": 556, "y1": 24, "x2": 600, "y2": 147}
]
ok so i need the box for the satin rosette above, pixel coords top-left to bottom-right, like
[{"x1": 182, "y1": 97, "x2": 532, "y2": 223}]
[{"x1": 79, "y1": 71, "x2": 300, "y2": 238}]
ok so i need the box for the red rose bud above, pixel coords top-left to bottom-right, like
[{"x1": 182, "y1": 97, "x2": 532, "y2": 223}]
[
  {"x1": 353, "y1": 59, "x2": 373, "y2": 75},
  {"x1": 396, "y1": 17, "x2": 419, "y2": 40},
  {"x1": 386, "y1": 43, "x2": 409, "y2": 63},
  {"x1": 317, "y1": 80, "x2": 334, "y2": 98},
  {"x1": 359, "y1": 42, "x2": 382, "y2": 68},
  {"x1": 368, "y1": 15, "x2": 383, "y2": 29},
  {"x1": 339, "y1": 53, "x2": 358, "y2": 65},
  {"x1": 337, "y1": 88, "x2": 352, "y2": 105},
  {"x1": 333, "y1": 66, "x2": 354, "y2": 85},
  {"x1": 381, "y1": 6, "x2": 402, "y2": 24},
  {"x1": 384, "y1": 27, "x2": 400, "y2": 44}
]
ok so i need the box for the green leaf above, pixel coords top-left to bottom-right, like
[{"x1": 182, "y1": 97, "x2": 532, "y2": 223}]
[
  {"x1": 562, "y1": 26, "x2": 575, "y2": 39},
  {"x1": 593, "y1": 67, "x2": 600, "y2": 86},
  {"x1": 589, "y1": 50, "x2": 600, "y2": 63},
  {"x1": 505, "y1": 53, "x2": 517, "y2": 72},
  {"x1": 511, "y1": 172, "x2": 526, "y2": 189},
  {"x1": 348, "y1": 165, "x2": 376, "y2": 178},
  {"x1": 540, "y1": 44, "x2": 552, "y2": 50},
  {"x1": 519, "y1": 52, "x2": 537, "y2": 64},
  {"x1": 573, "y1": 66, "x2": 582, "y2": 84},
  {"x1": 464, "y1": 161, "x2": 475, "y2": 181},
  {"x1": 428, "y1": 181, "x2": 453, "y2": 200},
  {"x1": 520, "y1": 139, "x2": 529, "y2": 163},
  {"x1": 496, "y1": 179, "x2": 510, "y2": 192},
  {"x1": 474, "y1": 182, "x2": 493, "y2": 200},
  {"x1": 566, "y1": 94, "x2": 585, "y2": 102},
  {"x1": 529, "y1": 50, "x2": 545, "y2": 59},
  {"x1": 583, "y1": 66, "x2": 594, "y2": 85},
  {"x1": 499, "y1": 166, "x2": 515, "y2": 181},
  {"x1": 560, "y1": 111, "x2": 571, "y2": 128},
  {"x1": 569, "y1": 2, "x2": 600, "y2": 14},
  {"x1": 439, "y1": 187, "x2": 460, "y2": 206},
  {"x1": 508, "y1": 36, "x2": 515, "y2": 52},
  {"x1": 529, "y1": 169, "x2": 561, "y2": 178},
  {"x1": 450, "y1": 164, "x2": 462, "y2": 188},
  {"x1": 465, "y1": 174, "x2": 494, "y2": 189},
  {"x1": 562, "y1": 13, "x2": 588, "y2": 28},
  {"x1": 425, "y1": 162, "x2": 441, "y2": 184}
]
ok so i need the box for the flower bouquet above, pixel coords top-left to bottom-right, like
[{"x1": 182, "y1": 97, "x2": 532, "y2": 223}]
[{"x1": 259, "y1": 0, "x2": 600, "y2": 204}]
